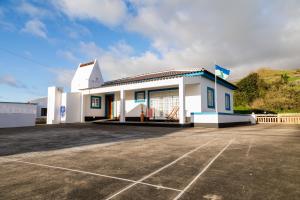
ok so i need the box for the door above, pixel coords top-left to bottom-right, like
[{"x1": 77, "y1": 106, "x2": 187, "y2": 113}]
[{"x1": 105, "y1": 94, "x2": 114, "y2": 119}]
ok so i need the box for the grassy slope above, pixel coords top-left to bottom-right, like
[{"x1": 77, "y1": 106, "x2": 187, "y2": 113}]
[
  {"x1": 234, "y1": 68, "x2": 300, "y2": 113},
  {"x1": 256, "y1": 68, "x2": 300, "y2": 86}
]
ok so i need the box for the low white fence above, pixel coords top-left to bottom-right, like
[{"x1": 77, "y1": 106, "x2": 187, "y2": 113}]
[{"x1": 256, "y1": 113, "x2": 300, "y2": 124}]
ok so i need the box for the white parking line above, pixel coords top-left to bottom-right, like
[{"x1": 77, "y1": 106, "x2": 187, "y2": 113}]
[
  {"x1": 0, "y1": 158, "x2": 181, "y2": 192},
  {"x1": 246, "y1": 139, "x2": 253, "y2": 157},
  {"x1": 172, "y1": 138, "x2": 234, "y2": 200},
  {"x1": 105, "y1": 138, "x2": 218, "y2": 200}
]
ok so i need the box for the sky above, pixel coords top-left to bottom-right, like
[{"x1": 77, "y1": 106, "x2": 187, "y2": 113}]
[{"x1": 0, "y1": 0, "x2": 300, "y2": 102}]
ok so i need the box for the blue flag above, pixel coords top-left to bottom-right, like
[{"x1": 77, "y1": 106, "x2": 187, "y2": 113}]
[{"x1": 215, "y1": 65, "x2": 230, "y2": 79}]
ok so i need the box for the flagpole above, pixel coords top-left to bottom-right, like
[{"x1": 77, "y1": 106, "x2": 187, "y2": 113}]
[{"x1": 214, "y1": 62, "x2": 218, "y2": 114}]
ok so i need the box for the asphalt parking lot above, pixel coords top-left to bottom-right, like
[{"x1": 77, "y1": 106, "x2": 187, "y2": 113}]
[{"x1": 0, "y1": 123, "x2": 299, "y2": 200}]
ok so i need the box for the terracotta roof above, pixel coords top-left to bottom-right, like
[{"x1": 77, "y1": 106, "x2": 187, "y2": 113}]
[
  {"x1": 102, "y1": 70, "x2": 202, "y2": 87},
  {"x1": 80, "y1": 61, "x2": 94, "y2": 67},
  {"x1": 83, "y1": 68, "x2": 237, "y2": 90}
]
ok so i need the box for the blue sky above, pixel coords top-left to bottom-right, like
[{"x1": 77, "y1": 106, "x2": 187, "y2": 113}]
[{"x1": 0, "y1": 0, "x2": 299, "y2": 102}]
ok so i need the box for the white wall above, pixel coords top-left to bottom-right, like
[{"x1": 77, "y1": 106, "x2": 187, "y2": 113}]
[
  {"x1": 218, "y1": 114, "x2": 252, "y2": 123},
  {"x1": 191, "y1": 113, "x2": 253, "y2": 124},
  {"x1": 125, "y1": 90, "x2": 147, "y2": 117},
  {"x1": 83, "y1": 94, "x2": 105, "y2": 117},
  {"x1": 47, "y1": 86, "x2": 63, "y2": 124},
  {"x1": 200, "y1": 77, "x2": 233, "y2": 113},
  {"x1": 191, "y1": 113, "x2": 219, "y2": 124},
  {"x1": 29, "y1": 97, "x2": 47, "y2": 118},
  {"x1": 61, "y1": 92, "x2": 81, "y2": 123},
  {"x1": 0, "y1": 103, "x2": 37, "y2": 128},
  {"x1": 71, "y1": 60, "x2": 103, "y2": 92},
  {"x1": 185, "y1": 84, "x2": 201, "y2": 117}
]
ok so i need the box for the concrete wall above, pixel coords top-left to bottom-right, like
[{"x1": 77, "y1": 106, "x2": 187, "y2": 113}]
[
  {"x1": 84, "y1": 94, "x2": 105, "y2": 117},
  {"x1": 185, "y1": 84, "x2": 201, "y2": 117},
  {"x1": 61, "y1": 92, "x2": 81, "y2": 123},
  {"x1": 125, "y1": 90, "x2": 147, "y2": 117},
  {"x1": 47, "y1": 87, "x2": 63, "y2": 124},
  {"x1": 191, "y1": 113, "x2": 254, "y2": 125},
  {"x1": 29, "y1": 97, "x2": 47, "y2": 118},
  {"x1": 200, "y1": 77, "x2": 233, "y2": 113},
  {"x1": 218, "y1": 114, "x2": 252, "y2": 123},
  {"x1": 0, "y1": 103, "x2": 37, "y2": 128}
]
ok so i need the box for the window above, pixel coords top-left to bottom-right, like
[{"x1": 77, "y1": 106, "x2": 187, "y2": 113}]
[
  {"x1": 41, "y1": 108, "x2": 47, "y2": 116},
  {"x1": 225, "y1": 93, "x2": 231, "y2": 110},
  {"x1": 207, "y1": 87, "x2": 215, "y2": 109},
  {"x1": 91, "y1": 96, "x2": 101, "y2": 109},
  {"x1": 135, "y1": 91, "x2": 145, "y2": 102}
]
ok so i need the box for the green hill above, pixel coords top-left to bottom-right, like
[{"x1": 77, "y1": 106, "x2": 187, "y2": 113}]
[{"x1": 233, "y1": 68, "x2": 300, "y2": 114}]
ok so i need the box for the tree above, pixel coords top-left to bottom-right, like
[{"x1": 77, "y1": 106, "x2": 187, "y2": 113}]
[{"x1": 234, "y1": 73, "x2": 261, "y2": 106}]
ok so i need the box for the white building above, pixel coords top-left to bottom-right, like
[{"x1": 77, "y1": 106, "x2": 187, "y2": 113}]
[
  {"x1": 0, "y1": 102, "x2": 37, "y2": 128},
  {"x1": 29, "y1": 97, "x2": 47, "y2": 119},
  {"x1": 47, "y1": 59, "x2": 252, "y2": 127}
]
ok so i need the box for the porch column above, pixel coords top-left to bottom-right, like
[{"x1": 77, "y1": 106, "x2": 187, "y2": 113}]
[
  {"x1": 80, "y1": 93, "x2": 85, "y2": 123},
  {"x1": 179, "y1": 77, "x2": 186, "y2": 124},
  {"x1": 120, "y1": 89, "x2": 126, "y2": 122}
]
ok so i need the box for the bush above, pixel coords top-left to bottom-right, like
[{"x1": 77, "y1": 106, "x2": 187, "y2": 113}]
[{"x1": 234, "y1": 70, "x2": 300, "y2": 113}]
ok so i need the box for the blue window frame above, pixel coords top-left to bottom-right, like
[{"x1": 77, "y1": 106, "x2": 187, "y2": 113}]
[
  {"x1": 207, "y1": 87, "x2": 215, "y2": 109},
  {"x1": 90, "y1": 96, "x2": 101, "y2": 109},
  {"x1": 225, "y1": 93, "x2": 231, "y2": 111},
  {"x1": 135, "y1": 91, "x2": 145, "y2": 103}
]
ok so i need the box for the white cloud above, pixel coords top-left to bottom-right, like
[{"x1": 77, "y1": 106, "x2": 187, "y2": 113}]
[
  {"x1": 79, "y1": 41, "x2": 103, "y2": 58},
  {"x1": 122, "y1": 0, "x2": 300, "y2": 78},
  {"x1": 0, "y1": 21, "x2": 15, "y2": 32},
  {"x1": 52, "y1": 0, "x2": 300, "y2": 80},
  {"x1": 48, "y1": 68, "x2": 75, "y2": 88},
  {"x1": 52, "y1": 0, "x2": 127, "y2": 27},
  {"x1": 0, "y1": 75, "x2": 27, "y2": 88},
  {"x1": 65, "y1": 23, "x2": 91, "y2": 39},
  {"x1": 21, "y1": 19, "x2": 47, "y2": 39},
  {"x1": 16, "y1": 1, "x2": 51, "y2": 18},
  {"x1": 77, "y1": 41, "x2": 184, "y2": 80},
  {"x1": 0, "y1": 6, "x2": 15, "y2": 31},
  {"x1": 57, "y1": 50, "x2": 78, "y2": 63}
]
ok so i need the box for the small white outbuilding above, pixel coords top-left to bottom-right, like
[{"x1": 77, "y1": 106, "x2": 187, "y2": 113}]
[{"x1": 0, "y1": 102, "x2": 37, "y2": 128}]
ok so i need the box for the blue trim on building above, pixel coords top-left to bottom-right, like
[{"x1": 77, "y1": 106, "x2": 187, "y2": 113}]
[
  {"x1": 207, "y1": 87, "x2": 215, "y2": 109},
  {"x1": 134, "y1": 91, "x2": 146, "y2": 103},
  {"x1": 201, "y1": 71, "x2": 237, "y2": 90},
  {"x1": 182, "y1": 70, "x2": 237, "y2": 90},
  {"x1": 191, "y1": 112, "x2": 249, "y2": 116},
  {"x1": 183, "y1": 71, "x2": 204, "y2": 77},
  {"x1": 225, "y1": 93, "x2": 231, "y2": 111}
]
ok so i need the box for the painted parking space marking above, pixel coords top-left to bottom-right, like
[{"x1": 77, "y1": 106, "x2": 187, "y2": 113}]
[
  {"x1": 0, "y1": 158, "x2": 181, "y2": 192},
  {"x1": 172, "y1": 138, "x2": 234, "y2": 200},
  {"x1": 105, "y1": 138, "x2": 218, "y2": 200},
  {"x1": 246, "y1": 139, "x2": 253, "y2": 157}
]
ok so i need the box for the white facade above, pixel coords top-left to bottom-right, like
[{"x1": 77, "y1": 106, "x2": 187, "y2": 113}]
[
  {"x1": 71, "y1": 60, "x2": 104, "y2": 92},
  {"x1": 47, "y1": 86, "x2": 63, "y2": 124},
  {"x1": 47, "y1": 60, "x2": 252, "y2": 127},
  {"x1": 29, "y1": 97, "x2": 47, "y2": 118},
  {"x1": 0, "y1": 102, "x2": 37, "y2": 128},
  {"x1": 61, "y1": 92, "x2": 81, "y2": 123}
]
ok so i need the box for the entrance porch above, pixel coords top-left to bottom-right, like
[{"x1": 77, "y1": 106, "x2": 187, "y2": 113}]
[{"x1": 80, "y1": 77, "x2": 201, "y2": 124}]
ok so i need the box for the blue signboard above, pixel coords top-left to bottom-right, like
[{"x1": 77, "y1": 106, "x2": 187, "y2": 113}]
[{"x1": 60, "y1": 106, "x2": 66, "y2": 117}]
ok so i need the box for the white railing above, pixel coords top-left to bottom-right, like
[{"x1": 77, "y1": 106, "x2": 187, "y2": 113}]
[{"x1": 256, "y1": 114, "x2": 300, "y2": 124}]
